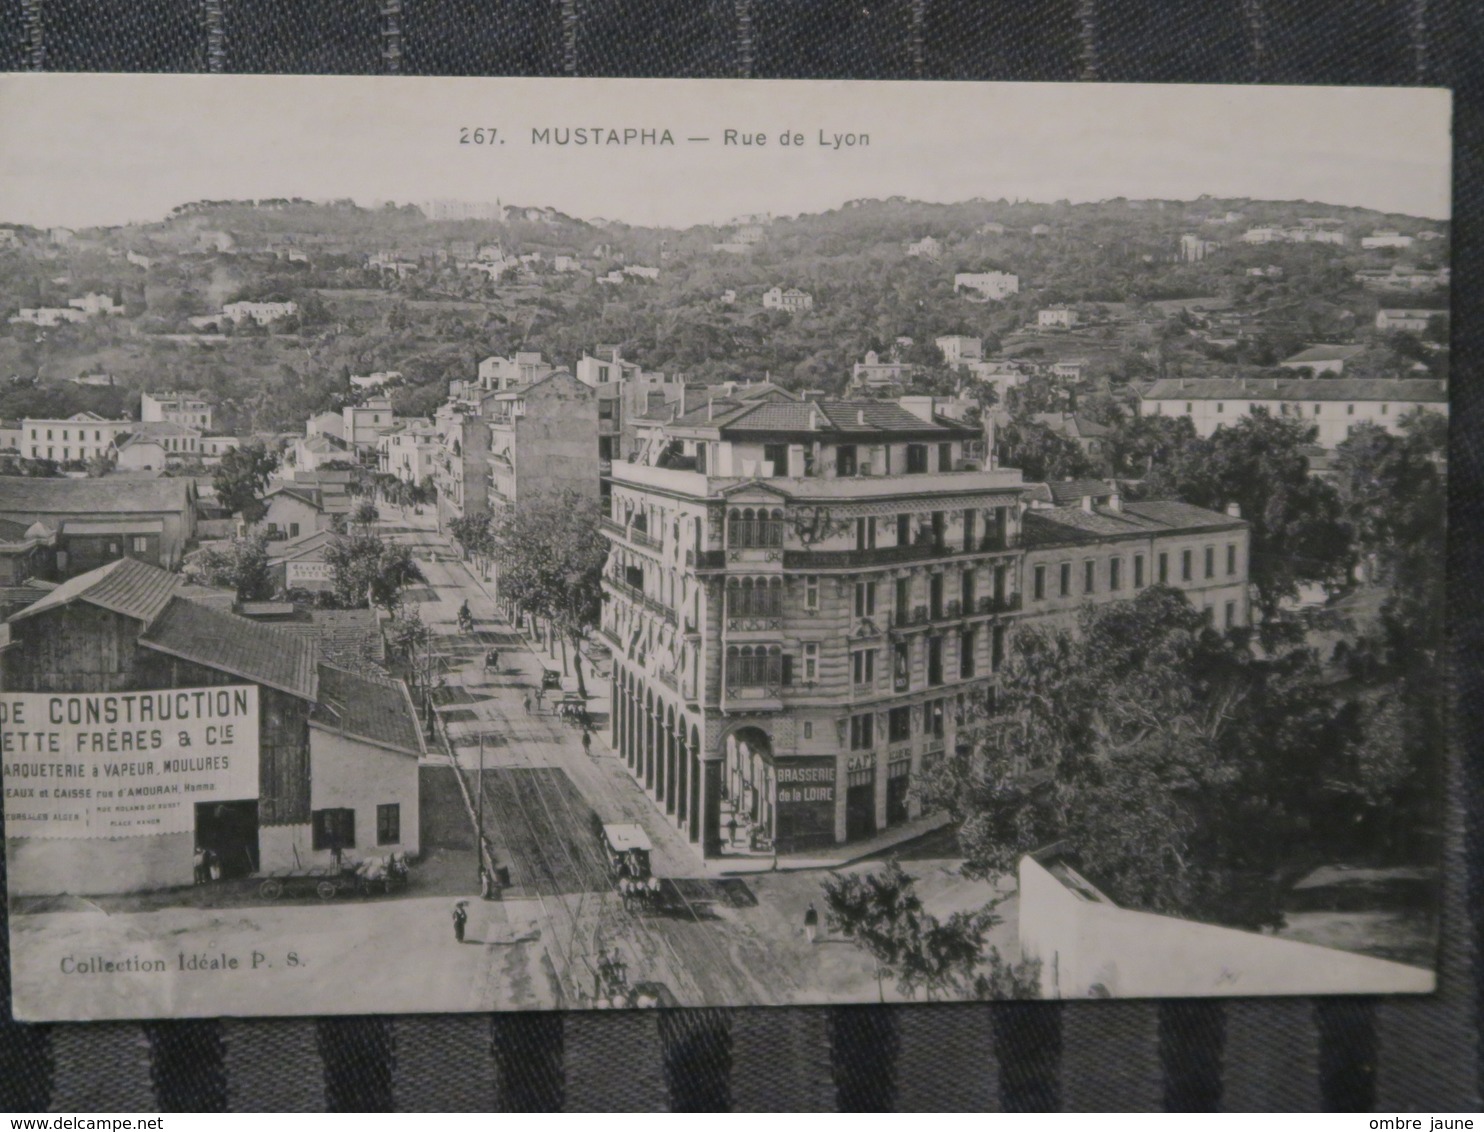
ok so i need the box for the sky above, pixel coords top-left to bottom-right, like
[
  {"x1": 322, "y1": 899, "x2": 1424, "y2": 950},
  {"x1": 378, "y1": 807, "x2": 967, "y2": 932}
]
[{"x1": 0, "y1": 75, "x2": 1453, "y2": 229}]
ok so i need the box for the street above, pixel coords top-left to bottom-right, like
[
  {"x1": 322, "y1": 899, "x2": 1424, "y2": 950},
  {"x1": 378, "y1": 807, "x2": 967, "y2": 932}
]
[{"x1": 383, "y1": 509, "x2": 1015, "y2": 1009}]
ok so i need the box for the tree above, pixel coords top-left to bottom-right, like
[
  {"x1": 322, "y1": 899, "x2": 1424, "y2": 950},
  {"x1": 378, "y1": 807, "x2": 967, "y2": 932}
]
[
  {"x1": 1142, "y1": 410, "x2": 1352, "y2": 621},
  {"x1": 821, "y1": 860, "x2": 1035, "y2": 1002},
  {"x1": 491, "y1": 491, "x2": 609, "y2": 696},
  {"x1": 1106, "y1": 413, "x2": 1197, "y2": 478},
  {"x1": 213, "y1": 440, "x2": 280, "y2": 523},
  {"x1": 324, "y1": 532, "x2": 425, "y2": 613},
  {"x1": 918, "y1": 587, "x2": 1354, "y2": 929},
  {"x1": 996, "y1": 418, "x2": 1101, "y2": 482},
  {"x1": 352, "y1": 501, "x2": 380, "y2": 531},
  {"x1": 384, "y1": 610, "x2": 442, "y2": 730},
  {"x1": 1331, "y1": 421, "x2": 1445, "y2": 585},
  {"x1": 182, "y1": 534, "x2": 274, "y2": 601}
]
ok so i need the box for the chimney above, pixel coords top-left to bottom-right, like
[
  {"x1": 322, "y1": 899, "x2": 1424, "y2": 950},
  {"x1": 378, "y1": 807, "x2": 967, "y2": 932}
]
[
  {"x1": 857, "y1": 409, "x2": 866, "y2": 426},
  {"x1": 1081, "y1": 496, "x2": 1094, "y2": 513},
  {"x1": 1108, "y1": 490, "x2": 1122, "y2": 512},
  {"x1": 707, "y1": 398, "x2": 714, "y2": 421},
  {"x1": 808, "y1": 404, "x2": 820, "y2": 431},
  {"x1": 1226, "y1": 501, "x2": 1242, "y2": 518}
]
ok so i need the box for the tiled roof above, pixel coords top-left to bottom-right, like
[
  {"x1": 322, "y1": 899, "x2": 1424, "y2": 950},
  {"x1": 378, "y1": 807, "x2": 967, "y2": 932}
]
[
  {"x1": 1023, "y1": 499, "x2": 1244, "y2": 547},
  {"x1": 274, "y1": 609, "x2": 387, "y2": 674},
  {"x1": 310, "y1": 664, "x2": 422, "y2": 757},
  {"x1": 266, "y1": 527, "x2": 336, "y2": 564},
  {"x1": 671, "y1": 399, "x2": 974, "y2": 437},
  {"x1": 140, "y1": 595, "x2": 318, "y2": 699},
  {"x1": 1141, "y1": 377, "x2": 1447, "y2": 403},
  {"x1": 0, "y1": 476, "x2": 192, "y2": 516},
  {"x1": 11, "y1": 556, "x2": 179, "y2": 625}
]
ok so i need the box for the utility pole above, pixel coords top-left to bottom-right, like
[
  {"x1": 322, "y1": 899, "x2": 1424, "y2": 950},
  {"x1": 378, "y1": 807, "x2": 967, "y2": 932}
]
[{"x1": 477, "y1": 732, "x2": 485, "y2": 890}]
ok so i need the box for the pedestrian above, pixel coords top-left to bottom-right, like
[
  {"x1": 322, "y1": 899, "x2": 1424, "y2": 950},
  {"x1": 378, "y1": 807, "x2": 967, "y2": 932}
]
[
  {"x1": 581, "y1": 729, "x2": 592, "y2": 756},
  {"x1": 479, "y1": 866, "x2": 492, "y2": 900},
  {"x1": 490, "y1": 649, "x2": 500, "y2": 671},
  {"x1": 534, "y1": 686, "x2": 544, "y2": 711},
  {"x1": 804, "y1": 902, "x2": 819, "y2": 945},
  {"x1": 522, "y1": 693, "x2": 531, "y2": 715},
  {"x1": 451, "y1": 900, "x2": 468, "y2": 943},
  {"x1": 193, "y1": 846, "x2": 207, "y2": 885},
  {"x1": 207, "y1": 849, "x2": 221, "y2": 882},
  {"x1": 726, "y1": 815, "x2": 738, "y2": 847}
]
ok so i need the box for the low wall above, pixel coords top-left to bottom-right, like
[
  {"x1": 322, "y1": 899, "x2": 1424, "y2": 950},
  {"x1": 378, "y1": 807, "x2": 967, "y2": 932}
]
[{"x1": 1018, "y1": 855, "x2": 1434, "y2": 998}]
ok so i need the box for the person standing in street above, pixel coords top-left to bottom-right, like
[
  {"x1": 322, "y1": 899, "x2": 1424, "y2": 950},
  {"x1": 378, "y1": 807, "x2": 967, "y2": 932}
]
[
  {"x1": 523, "y1": 693, "x2": 531, "y2": 715},
  {"x1": 581, "y1": 728, "x2": 592, "y2": 756},
  {"x1": 804, "y1": 902, "x2": 819, "y2": 944},
  {"x1": 452, "y1": 900, "x2": 468, "y2": 943}
]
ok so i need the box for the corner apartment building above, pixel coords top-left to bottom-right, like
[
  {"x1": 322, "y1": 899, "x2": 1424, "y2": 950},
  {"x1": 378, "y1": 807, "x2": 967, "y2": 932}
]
[
  {"x1": 477, "y1": 351, "x2": 553, "y2": 393},
  {"x1": 600, "y1": 397, "x2": 1025, "y2": 857}
]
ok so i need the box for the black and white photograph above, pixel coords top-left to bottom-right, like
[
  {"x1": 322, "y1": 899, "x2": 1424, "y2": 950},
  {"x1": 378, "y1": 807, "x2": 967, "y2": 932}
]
[{"x1": 0, "y1": 74, "x2": 1451, "y2": 1021}]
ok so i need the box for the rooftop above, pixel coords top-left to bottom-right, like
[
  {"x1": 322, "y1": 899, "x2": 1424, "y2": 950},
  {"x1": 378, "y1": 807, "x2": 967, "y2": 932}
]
[
  {"x1": 12, "y1": 556, "x2": 179, "y2": 625},
  {"x1": 0, "y1": 476, "x2": 193, "y2": 515},
  {"x1": 1022, "y1": 499, "x2": 1246, "y2": 547},
  {"x1": 141, "y1": 595, "x2": 318, "y2": 699},
  {"x1": 310, "y1": 664, "x2": 422, "y2": 757},
  {"x1": 669, "y1": 398, "x2": 976, "y2": 439}
]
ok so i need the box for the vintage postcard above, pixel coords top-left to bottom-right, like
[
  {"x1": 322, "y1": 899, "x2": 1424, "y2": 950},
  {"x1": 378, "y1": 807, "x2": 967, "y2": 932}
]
[{"x1": 0, "y1": 75, "x2": 1450, "y2": 1020}]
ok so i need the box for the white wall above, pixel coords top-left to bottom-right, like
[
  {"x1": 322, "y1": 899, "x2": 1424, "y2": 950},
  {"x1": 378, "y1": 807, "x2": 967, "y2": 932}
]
[{"x1": 1018, "y1": 855, "x2": 1433, "y2": 998}]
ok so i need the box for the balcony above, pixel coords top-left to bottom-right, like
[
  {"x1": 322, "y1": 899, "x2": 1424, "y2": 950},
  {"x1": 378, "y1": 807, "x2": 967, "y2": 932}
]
[
  {"x1": 599, "y1": 458, "x2": 613, "y2": 476},
  {"x1": 599, "y1": 517, "x2": 625, "y2": 538},
  {"x1": 687, "y1": 549, "x2": 728, "y2": 570},
  {"x1": 720, "y1": 683, "x2": 783, "y2": 713},
  {"x1": 783, "y1": 543, "x2": 941, "y2": 571},
  {"x1": 727, "y1": 616, "x2": 784, "y2": 634},
  {"x1": 631, "y1": 527, "x2": 662, "y2": 551},
  {"x1": 598, "y1": 624, "x2": 623, "y2": 648},
  {"x1": 976, "y1": 593, "x2": 1023, "y2": 615},
  {"x1": 657, "y1": 666, "x2": 679, "y2": 691}
]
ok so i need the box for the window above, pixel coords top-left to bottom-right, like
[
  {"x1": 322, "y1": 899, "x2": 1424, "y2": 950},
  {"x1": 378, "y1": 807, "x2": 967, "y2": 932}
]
[
  {"x1": 931, "y1": 511, "x2": 946, "y2": 548},
  {"x1": 893, "y1": 642, "x2": 910, "y2": 691},
  {"x1": 803, "y1": 642, "x2": 819, "y2": 682},
  {"x1": 927, "y1": 637, "x2": 944, "y2": 686},
  {"x1": 962, "y1": 508, "x2": 976, "y2": 552},
  {"x1": 905, "y1": 444, "x2": 928, "y2": 474},
  {"x1": 289, "y1": 523, "x2": 301, "y2": 538},
  {"x1": 763, "y1": 443, "x2": 788, "y2": 473},
  {"x1": 1185, "y1": 402, "x2": 1193, "y2": 414},
  {"x1": 131, "y1": 537, "x2": 148, "y2": 554},
  {"x1": 1134, "y1": 554, "x2": 1145, "y2": 588},
  {"x1": 803, "y1": 722, "x2": 813, "y2": 739},
  {"x1": 960, "y1": 629, "x2": 976, "y2": 678},
  {"x1": 1182, "y1": 550, "x2": 1193, "y2": 582},
  {"x1": 855, "y1": 516, "x2": 877, "y2": 550},
  {"x1": 1159, "y1": 552, "x2": 1169, "y2": 584},
  {"x1": 1059, "y1": 562, "x2": 1072, "y2": 597},
  {"x1": 1313, "y1": 404, "x2": 1321, "y2": 416},
  {"x1": 1224, "y1": 601, "x2": 1236, "y2": 628},
  {"x1": 376, "y1": 804, "x2": 401, "y2": 845},
  {"x1": 888, "y1": 706, "x2": 911, "y2": 743},
  {"x1": 62, "y1": 430, "x2": 69, "y2": 441},
  {"x1": 895, "y1": 577, "x2": 910, "y2": 625},
  {"x1": 1205, "y1": 546, "x2": 1215, "y2": 579},
  {"x1": 1109, "y1": 557, "x2": 1122, "y2": 591},
  {"x1": 1034, "y1": 565, "x2": 1047, "y2": 600},
  {"x1": 849, "y1": 713, "x2": 874, "y2": 750},
  {"x1": 1347, "y1": 404, "x2": 1355, "y2": 416},
  {"x1": 312, "y1": 808, "x2": 356, "y2": 852},
  {"x1": 852, "y1": 649, "x2": 876, "y2": 685},
  {"x1": 804, "y1": 576, "x2": 819, "y2": 611},
  {"x1": 938, "y1": 442, "x2": 953, "y2": 471},
  {"x1": 854, "y1": 581, "x2": 877, "y2": 617},
  {"x1": 897, "y1": 513, "x2": 911, "y2": 545},
  {"x1": 929, "y1": 573, "x2": 943, "y2": 619},
  {"x1": 1227, "y1": 544, "x2": 1237, "y2": 575},
  {"x1": 837, "y1": 445, "x2": 858, "y2": 476},
  {"x1": 961, "y1": 569, "x2": 976, "y2": 611},
  {"x1": 926, "y1": 698, "x2": 946, "y2": 739},
  {"x1": 1216, "y1": 403, "x2": 1223, "y2": 414},
  {"x1": 1084, "y1": 560, "x2": 1096, "y2": 594},
  {"x1": 1382, "y1": 404, "x2": 1389, "y2": 415},
  {"x1": 992, "y1": 625, "x2": 1006, "y2": 669}
]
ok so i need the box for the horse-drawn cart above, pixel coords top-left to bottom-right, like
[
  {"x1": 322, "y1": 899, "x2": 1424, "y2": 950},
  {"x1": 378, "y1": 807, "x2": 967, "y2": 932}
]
[{"x1": 257, "y1": 853, "x2": 409, "y2": 901}]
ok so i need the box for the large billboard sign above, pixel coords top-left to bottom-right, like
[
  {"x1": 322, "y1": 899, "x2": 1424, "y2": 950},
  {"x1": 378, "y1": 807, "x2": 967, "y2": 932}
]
[{"x1": 1, "y1": 686, "x2": 259, "y2": 839}]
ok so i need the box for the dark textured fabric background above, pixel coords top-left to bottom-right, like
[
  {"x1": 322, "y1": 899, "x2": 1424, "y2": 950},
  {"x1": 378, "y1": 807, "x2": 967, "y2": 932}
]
[{"x1": 0, "y1": 0, "x2": 1480, "y2": 1112}]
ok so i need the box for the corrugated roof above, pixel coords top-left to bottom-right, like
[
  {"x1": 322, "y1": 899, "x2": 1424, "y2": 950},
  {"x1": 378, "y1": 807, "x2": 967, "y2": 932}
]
[
  {"x1": 1141, "y1": 377, "x2": 1447, "y2": 403},
  {"x1": 1282, "y1": 344, "x2": 1368, "y2": 363},
  {"x1": 310, "y1": 664, "x2": 422, "y2": 757},
  {"x1": 0, "y1": 476, "x2": 192, "y2": 515},
  {"x1": 141, "y1": 596, "x2": 318, "y2": 699},
  {"x1": 11, "y1": 556, "x2": 179, "y2": 625}
]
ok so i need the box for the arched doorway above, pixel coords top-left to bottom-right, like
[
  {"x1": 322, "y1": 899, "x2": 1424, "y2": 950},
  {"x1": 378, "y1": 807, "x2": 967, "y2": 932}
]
[
  {"x1": 722, "y1": 726, "x2": 774, "y2": 850},
  {"x1": 664, "y1": 706, "x2": 677, "y2": 814}
]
